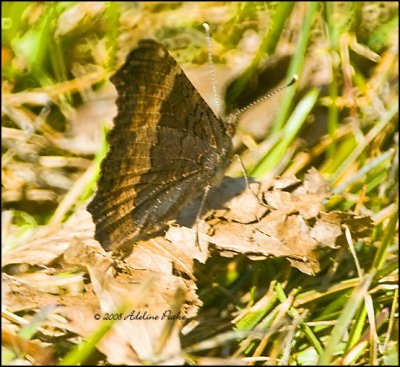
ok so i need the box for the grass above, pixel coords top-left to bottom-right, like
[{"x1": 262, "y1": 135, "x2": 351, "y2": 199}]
[{"x1": 2, "y1": 2, "x2": 398, "y2": 365}]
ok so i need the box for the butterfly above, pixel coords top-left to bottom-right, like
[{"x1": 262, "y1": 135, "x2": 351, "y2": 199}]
[{"x1": 87, "y1": 39, "x2": 235, "y2": 252}]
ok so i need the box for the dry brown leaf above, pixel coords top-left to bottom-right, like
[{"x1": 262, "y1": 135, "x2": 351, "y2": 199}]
[
  {"x1": 2, "y1": 209, "x2": 201, "y2": 364},
  {"x1": 2, "y1": 327, "x2": 56, "y2": 365},
  {"x1": 63, "y1": 237, "x2": 199, "y2": 362},
  {"x1": 167, "y1": 168, "x2": 373, "y2": 276},
  {"x1": 2, "y1": 273, "x2": 141, "y2": 364}
]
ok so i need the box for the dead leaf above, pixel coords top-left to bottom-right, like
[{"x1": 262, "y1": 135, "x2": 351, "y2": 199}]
[
  {"x1": 167, "y1": 168, "x2": 372, "y2": 276},
  {"x1": 2, "y1": 208, "x2": 201, "y2": 364},
  {"x1": 2, "y1": 327, "x2": 55, "y2": 365}
]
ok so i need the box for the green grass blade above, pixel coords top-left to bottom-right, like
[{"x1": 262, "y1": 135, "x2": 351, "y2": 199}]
[
  {"x1": 59, "y1": 318, "x2": 115, "y2": 365},
  {"x1": 318, "y1": 273, "x2": 375, "y2": 365},
  {"x1": 272, "y1": 2, "x2": 319, "y2": 132},
  {"x1": 332, "y1": 104, "x2": 398, "y2": 183},
  {"x1": 250, "y1": 88, "x2": 319, "y2": 177}
]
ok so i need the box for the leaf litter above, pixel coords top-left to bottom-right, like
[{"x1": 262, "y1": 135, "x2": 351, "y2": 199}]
[{"x1": 2, "y1": 168, "x2": 373, "y2": 364}]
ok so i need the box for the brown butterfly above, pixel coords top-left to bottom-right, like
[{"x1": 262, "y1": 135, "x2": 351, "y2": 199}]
[{"x1": 88, "y1": 39, "x2": 235, "y2": 252}]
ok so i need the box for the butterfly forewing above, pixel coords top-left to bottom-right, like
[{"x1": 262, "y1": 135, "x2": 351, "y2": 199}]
[{"x1": 88, "y1": 39, "x2": 232, "y2": 251}]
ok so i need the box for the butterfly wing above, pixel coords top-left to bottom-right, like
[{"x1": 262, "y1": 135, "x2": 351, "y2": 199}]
[{"x1": 88, "y1": 40, "x2": 232, "y2": 251}]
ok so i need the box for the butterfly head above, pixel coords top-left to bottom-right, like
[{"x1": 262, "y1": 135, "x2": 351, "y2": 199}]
[{"x1": 223, "y1": 109, "x2": 240, "y2": 137}]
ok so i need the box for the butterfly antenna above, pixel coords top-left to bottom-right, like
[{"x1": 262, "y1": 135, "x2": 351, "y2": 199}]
[
  {"x1": 228, "y1": 74, "x2": 298, "y2": 121},
  {"x1": 203, "y1": 23, "x2": 222, "y2": 116}
]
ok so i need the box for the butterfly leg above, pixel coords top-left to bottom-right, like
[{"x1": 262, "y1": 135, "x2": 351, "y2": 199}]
[
  {"x1": 234, "y1": 154, "x2": 268, "y2": 222},
  {"x1": 194, "y1": 185, "x2": 211, "y2": 250}
]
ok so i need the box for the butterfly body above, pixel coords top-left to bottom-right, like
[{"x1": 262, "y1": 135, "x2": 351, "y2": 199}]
[{"x1": 88, "y1": 39, "x2": 234, "y2": 251}]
